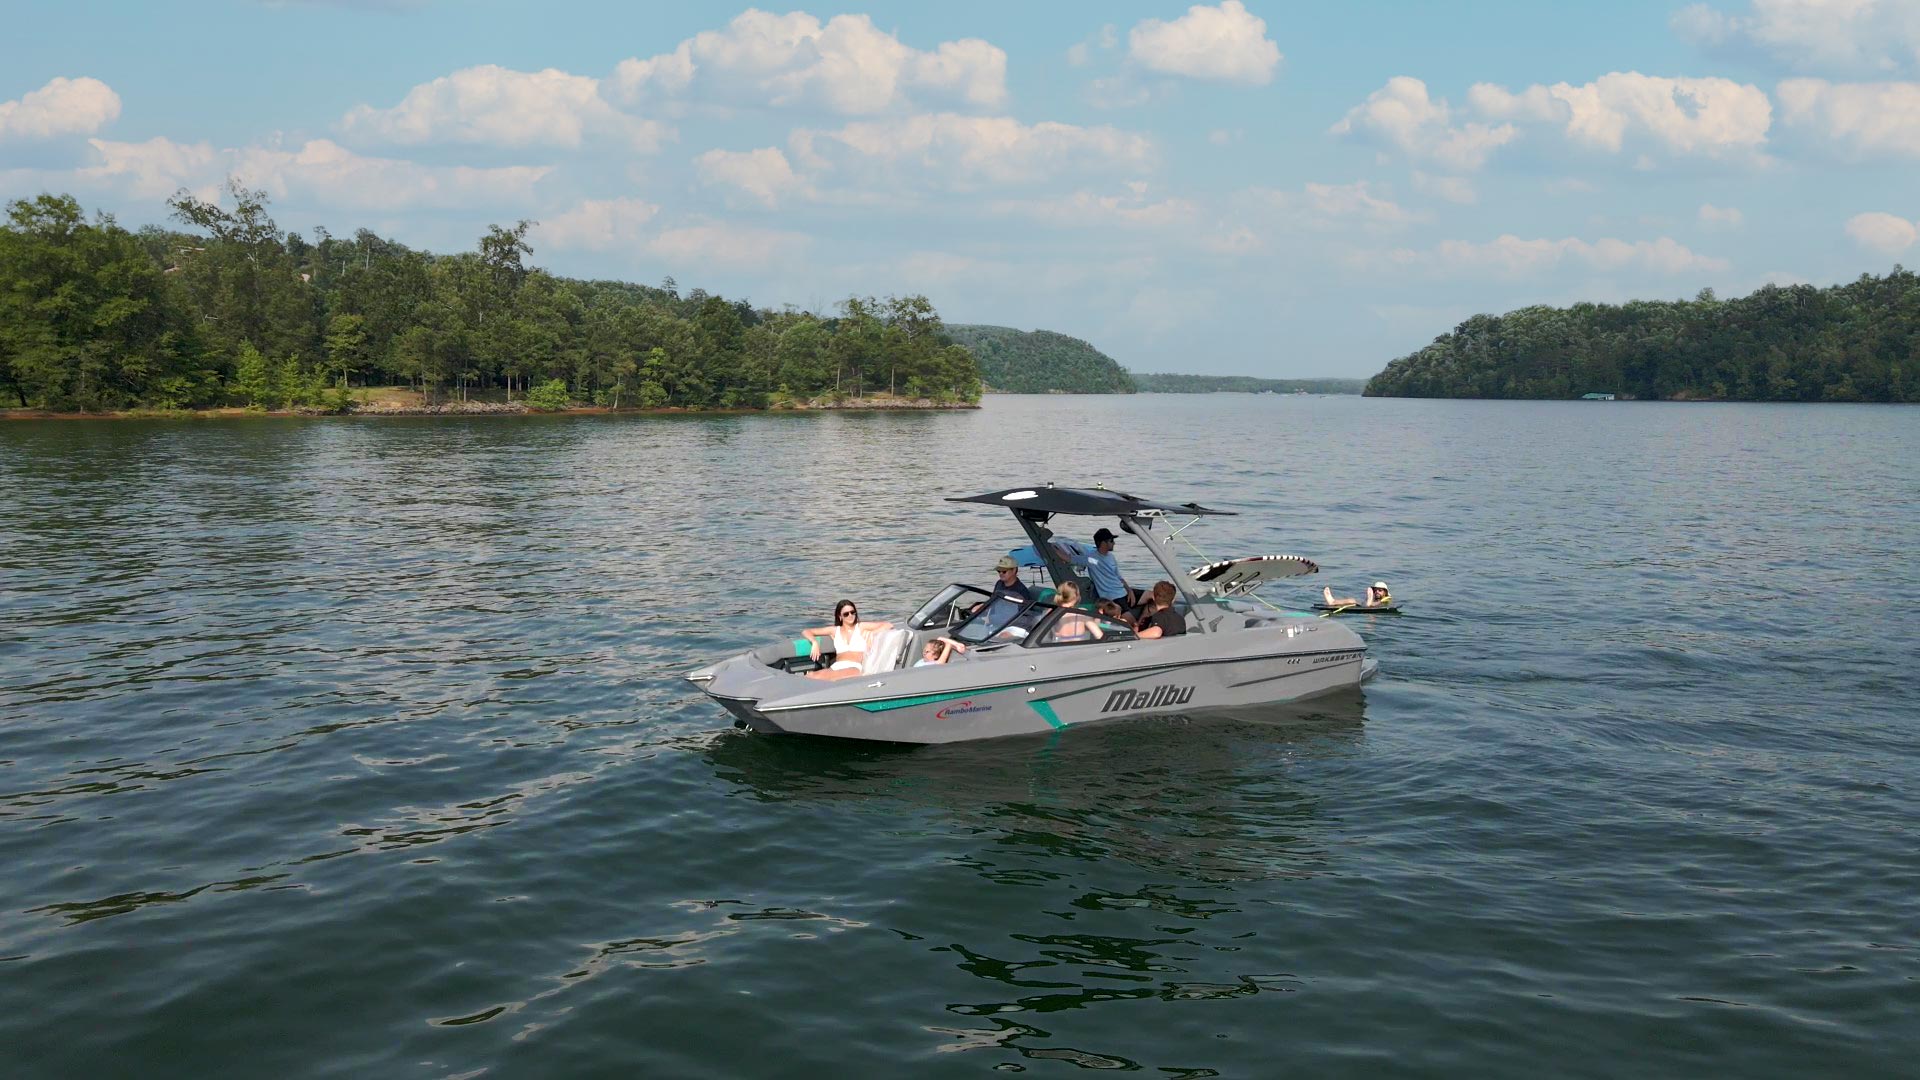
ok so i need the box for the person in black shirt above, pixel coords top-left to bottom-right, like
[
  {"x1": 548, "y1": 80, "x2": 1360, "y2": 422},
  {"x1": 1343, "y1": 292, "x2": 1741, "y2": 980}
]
[
  {"x1": 987, "y1": 555, "x2": 1033, "y2": 604},
  {"x1": 1134, "y1": 581, "x2": 1187, "y2": 639}
]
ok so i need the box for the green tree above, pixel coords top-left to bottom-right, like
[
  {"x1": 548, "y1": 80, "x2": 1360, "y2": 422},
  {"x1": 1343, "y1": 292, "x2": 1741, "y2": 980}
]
[
  {"x1": 324, "y1": 313, "x2": 366, "y2": 389},
  {"x1": 525, "y1": 378, "x2": 571, "y2": 411},
  {"x1": 0, "y1": 194, "x2": 201, "y2": 410},
  {"x1": 233, "y1": 343, "x2": 270, "y2": 407}
]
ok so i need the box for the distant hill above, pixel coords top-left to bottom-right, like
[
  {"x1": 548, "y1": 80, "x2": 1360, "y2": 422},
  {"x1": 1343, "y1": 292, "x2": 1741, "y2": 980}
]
[
  {"x1": 1131, "y1": 373, "x2": 1367, "y2": 394},
  {"x1": 1365, "y1": 271, "x2": 1920, "y2": 401},
  {"x1": 945, "y1": 325, "x2": 1137, "y2": 394}
]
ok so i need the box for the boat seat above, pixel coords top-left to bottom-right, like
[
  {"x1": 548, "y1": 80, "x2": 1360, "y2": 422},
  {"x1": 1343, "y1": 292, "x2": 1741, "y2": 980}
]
[{"x1": 862, "y1": 628, "x2": 912, "y2": 675}]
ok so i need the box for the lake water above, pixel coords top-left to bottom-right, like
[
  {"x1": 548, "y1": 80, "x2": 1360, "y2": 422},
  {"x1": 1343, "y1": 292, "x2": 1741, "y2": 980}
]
[{"x1": 1, "y1": 395, "x2": 1916, "y2": 1077}]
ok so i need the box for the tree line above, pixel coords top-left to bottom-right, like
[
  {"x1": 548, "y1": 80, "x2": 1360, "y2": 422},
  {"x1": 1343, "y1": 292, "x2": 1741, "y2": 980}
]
[
  {"x1": 0, "y1": 185, "x2": 981, "y2": 412},
  {"x1": 1131, "y1": 373, "x2": 1365, "y2": 394},
  {"x1": 943, "y1": 324, "x2": 1137, "y2": 394},
  {"x1": 1365, "y1": 272, "x2": 1920, "y2": 402}
]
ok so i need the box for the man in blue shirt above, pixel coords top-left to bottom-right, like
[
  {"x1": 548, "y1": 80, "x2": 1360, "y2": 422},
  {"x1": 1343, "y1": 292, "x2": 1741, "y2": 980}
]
[{"x1": 1082, "y1": 528, "x2": 1141, "y2": 609}]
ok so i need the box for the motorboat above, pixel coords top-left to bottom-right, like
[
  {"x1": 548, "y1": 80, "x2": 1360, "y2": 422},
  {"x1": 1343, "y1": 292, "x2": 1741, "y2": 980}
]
[{"x1": 686, "y1": 485, "x2": 1379, "y2": 744}]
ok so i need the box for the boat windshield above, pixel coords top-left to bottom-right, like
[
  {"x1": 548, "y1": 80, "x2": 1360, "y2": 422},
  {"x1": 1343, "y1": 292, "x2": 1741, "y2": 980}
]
[
  {"x1": 949, "y1": 595, "x2": 1048, "y2": 645},
  {"x1": 907, "y1": 584, "x2": 993, "y2": 630}
]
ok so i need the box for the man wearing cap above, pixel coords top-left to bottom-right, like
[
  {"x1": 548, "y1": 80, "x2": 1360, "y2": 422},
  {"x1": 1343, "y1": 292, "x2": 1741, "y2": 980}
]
[
  {"x1": 988, "y1": 555, "x2": 1034, "y2": 606},
  {"x1": 1083, "y1": 527, "x2": 1140, "y2": 609}
]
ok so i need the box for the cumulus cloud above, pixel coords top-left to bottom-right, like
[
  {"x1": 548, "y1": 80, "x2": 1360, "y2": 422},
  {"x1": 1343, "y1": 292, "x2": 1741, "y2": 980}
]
[
  {"x1": 0, "y1": 76, "x2": 121, "y2": 141},
  {"x1": 1412, "y1": 171, "x2": 1476, "y2": 203},
  {"x1": 535, "y1": 197, "x2": 661, "y2": 251},
  {"x1": 613, "y1": 10, "x2": 1006, "y2": 114},
  {"x1": 895, "y1": 249, "x2": 1011, "y2": 284},
  {"x1": 694, "y1": 147, "x2": 805, "y2": 207},
  {"x1": 1673, "y1": 1, "x2": 1920, "y2": 74},
  {"x1": 1331, "y1": 77, "x2": 1519, "y2": 171},
  {"x1": 79, "y1": 136, "x2": 549, "y2": 208},
  {"x1": 1469, "y1": 72, "x2": 1771, "y2": 158},
  {"x1": 789, "y1": 113, "x2": 1154, "y2": 189},
  {"x1": 988, "y1": 182, "x2": 1197, "y2": 228},
  {"x1": 340, "y1": 64, "x2": 667, "y2": 150},
  {"x1": 1777, "y1": 77, "x2": 1920, "y2": 155},
  {"x1": 1357, "y1": 234, "x2": 1729, "y2": 276},
  {"x1": 645, "y1": 221, "x2": 810, "y2": 268},
  {"x1": 1844, "y1": 210, "x2": 1918, "y2": 253},
  {"x1": 1127, "y1": 1, "x2": 1282, "y2": 86},
  {"x1": 1295, "y1": 180, "x2": 1420, "y2": 227},
  {"x1": 1699, "y1": 202, "x2": 1745, "y2": 227},
  {"x1": 1066, "y1": 25, "x2": 1118, "y2": 68},
  {"x1": 1340, "y1": 72, "x2": 1771, "y2": 170}
]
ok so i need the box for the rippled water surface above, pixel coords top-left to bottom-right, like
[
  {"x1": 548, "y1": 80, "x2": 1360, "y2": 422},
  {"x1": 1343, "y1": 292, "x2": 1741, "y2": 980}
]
[{"x1": 2, "y1": 396, "x2": 1916, "y2": 1076}]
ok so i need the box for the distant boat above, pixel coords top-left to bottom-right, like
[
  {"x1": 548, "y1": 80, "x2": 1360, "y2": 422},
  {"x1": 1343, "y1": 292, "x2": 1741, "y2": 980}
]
[{"x1": 1580, "y1": 392, "x2": 1616, "y2": 401}]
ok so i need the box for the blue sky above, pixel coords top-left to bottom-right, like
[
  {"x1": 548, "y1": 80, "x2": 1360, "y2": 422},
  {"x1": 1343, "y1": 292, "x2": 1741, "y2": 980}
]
[{"x1": 5, "y1": 1, "x2": 1920, "y2": 377}]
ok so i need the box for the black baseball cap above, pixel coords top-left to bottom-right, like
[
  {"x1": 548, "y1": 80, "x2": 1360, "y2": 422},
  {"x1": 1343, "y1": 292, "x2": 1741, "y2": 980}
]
[{"x1": 1093, "y1": 527, "x2": 1116, "y2": 544}]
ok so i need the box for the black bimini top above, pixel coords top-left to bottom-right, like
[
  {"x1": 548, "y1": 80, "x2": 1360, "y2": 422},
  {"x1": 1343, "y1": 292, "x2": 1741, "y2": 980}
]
[{"x1": 948, "y1": 486, "x2": 1234, "y2": 517}]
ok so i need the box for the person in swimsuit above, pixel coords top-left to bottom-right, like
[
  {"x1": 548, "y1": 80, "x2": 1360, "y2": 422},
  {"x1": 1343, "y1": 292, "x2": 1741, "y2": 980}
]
[
  {"x1": 801, "y1": 600, "x2": 894, "y2": 680},
  {"x1": 1047, "y1": 581, "x2": 1106, "y2": 643},
  {"x1": 1323, "y1": 581, "x2": 1391, "y2": 608}
]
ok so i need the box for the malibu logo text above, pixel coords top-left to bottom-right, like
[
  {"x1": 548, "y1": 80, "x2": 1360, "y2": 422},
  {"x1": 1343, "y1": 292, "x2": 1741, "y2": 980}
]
[{"x1": 1100, "y1": 685, "x2": 1195, "y2": 713}]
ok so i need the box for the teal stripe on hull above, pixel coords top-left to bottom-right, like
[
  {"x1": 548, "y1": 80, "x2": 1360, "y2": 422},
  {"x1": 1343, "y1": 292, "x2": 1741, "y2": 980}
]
[
  {"x1": 1029, "y1": 700, "x2": 1065, "y2": 729},
  {"x1": 852, "y1": 685, "x2": 1018, "y2": 713}
]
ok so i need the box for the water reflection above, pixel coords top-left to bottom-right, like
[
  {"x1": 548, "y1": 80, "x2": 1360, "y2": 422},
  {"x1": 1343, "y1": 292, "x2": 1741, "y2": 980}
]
[{"x1": 706, "y1": 702, "x2": 1366, "y2": 881}]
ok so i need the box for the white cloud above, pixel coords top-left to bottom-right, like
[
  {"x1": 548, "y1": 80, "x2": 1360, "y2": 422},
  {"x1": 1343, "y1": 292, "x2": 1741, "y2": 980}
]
[
  {"x1": 1844, "y1": 210, "x2": 1918, "y2": 253},
  {"x1": 340, "y1": 64, "x2": 666, "y2": 150},
  {"x1": 535, "y1": 197, "x2": 661, "y2": 251},
  {"x1": 1699, "y1": 202, "x2": 1745, "y2": 227},
  {"x1": 1777, "y1": 77, "x2": 1920, "y2": 155},
  {"x1": 1127, "y1": 1, "x2": 1282, "y2": 86},
  {"x1": 1298, "y1": 181, "x2": 1419, "y2": 226},
  {"x1": 613, "y1": 10, "x2": 1006, "y2": 114},
  {"x1": 78, "y1": 136, "x2": 550, "y2": 208},
  {"x1": 1331, "y1": 77, "x2": 1519, "y2": 171},
  {"x1": 1199, "y1": 225, "x2": 1263, "y2": 255},
  {"x1": 1123, "y1": 284, "x2": 1218, "y2": 338},
  {"x1": 790, "y1": 113, "x2": 1154, "y2": 189},
  {"x1": 646, "y1": 222, "x2": 810, "y2": 268},
  {"x1": 1358, "y1": 234, "x2": 1730, "y2": 276},
  {"x1": 1085, "y1": 75, "x2": 1152, "y2": 109},
  {"x1": 988, "y1": 182, "x2": 1197, "y2": 228},
  {"x1": 897, "y1": 250, "x2": 999, "y2": 282},
  {"x1": 1674, "y1": 1, "x2": 1920, "y2": 74},
  {"x1": 0, "y1": 76, "x2": 121, "y2": 141},
  {"x1": 1412, "y1": 171, "x2": 1476, "y2": 203},
  {"x1": 1238, "y1": 181, "x2": 1423, "y2": 234},
  {"x1": 1469, "y1": 72, "x2": 1771, "y2": 158},
  {"x1": 694, "y1": 147, "x2": 804, "y2": 207}
]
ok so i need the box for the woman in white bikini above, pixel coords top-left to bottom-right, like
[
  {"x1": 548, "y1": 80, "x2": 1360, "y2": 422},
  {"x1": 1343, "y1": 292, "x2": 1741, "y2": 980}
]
[{"x1": 801, "y1": 599, "x2": 894, "y2": 680}]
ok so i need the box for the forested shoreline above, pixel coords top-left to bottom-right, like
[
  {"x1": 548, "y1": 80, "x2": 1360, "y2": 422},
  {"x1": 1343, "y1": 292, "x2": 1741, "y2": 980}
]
[
  {"x1": 943, "y1": 324, "x2": 1136, "y2": 394},
  {"x1": 1131, "y1": 373, "x2": 1365, "y2": 394},
  {"x1": 1365, "y1": 271, "x2": 1920, "y2": 402},
  {"x1": 0, "y1": 186, "x2": 981, "y2": 414}
]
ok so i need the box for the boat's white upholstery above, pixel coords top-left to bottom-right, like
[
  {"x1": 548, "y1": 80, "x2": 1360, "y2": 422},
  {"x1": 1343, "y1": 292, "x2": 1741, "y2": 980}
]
[{"x1": 862, "y1": 628, "x2": 912, "y2": 674}]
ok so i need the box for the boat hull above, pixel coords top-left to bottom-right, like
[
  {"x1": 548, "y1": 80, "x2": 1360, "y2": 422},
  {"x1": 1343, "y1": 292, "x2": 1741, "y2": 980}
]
[{"x1": 692, "y1": 622, "x2": 1377, "y2": 745}]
